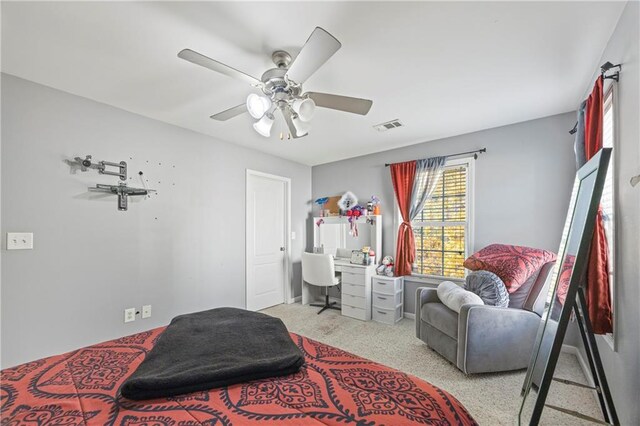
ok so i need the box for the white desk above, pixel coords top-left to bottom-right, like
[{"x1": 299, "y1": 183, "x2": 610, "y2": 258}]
[{"x1": 302, "y1": 259, "x2": 377, "y2": 321}]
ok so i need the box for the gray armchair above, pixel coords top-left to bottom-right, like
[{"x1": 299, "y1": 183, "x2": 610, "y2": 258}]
[{"x1": 415, "y1": 261, "x2": 555, "y2": 374}]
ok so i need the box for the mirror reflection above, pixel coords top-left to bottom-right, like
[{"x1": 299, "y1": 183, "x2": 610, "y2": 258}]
[{"x1": 519, "y1": 149, "x2": 610, "y2": 425}]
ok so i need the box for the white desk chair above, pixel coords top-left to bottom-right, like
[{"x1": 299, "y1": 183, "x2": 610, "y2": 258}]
[{"x1": 302, "y1": 252, "x2": 341, "y2": 314}]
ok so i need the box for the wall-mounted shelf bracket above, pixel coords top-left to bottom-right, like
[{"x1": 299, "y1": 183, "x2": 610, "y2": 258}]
[
  {"x1": 73, "y1": 155, "x2": 127, "y2": 181},
  {"x1": 89, "y1": 183, "x2": 155, "y2": 211}
]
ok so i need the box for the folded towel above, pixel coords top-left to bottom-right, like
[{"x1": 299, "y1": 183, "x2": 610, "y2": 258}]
[{"x1": 121, "y1": 307, "x2": 304, "y2": 400}]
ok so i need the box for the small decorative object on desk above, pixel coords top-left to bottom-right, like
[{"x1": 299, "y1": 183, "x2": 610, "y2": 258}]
[
  {"x1": 315, "y1": 197, "x2": 329, "y2": 217},
  {"x1": 350, "y1": 250, "x2": 366, "y2": 265},
  {"x1": 371, "y1": 195, "x2": 381, "y2": 215},
  {"x1": 345, "y1": 204, "x2": 364, "y2": 237},
  {"x1": 338, "y1": 191, "x2": 358, "y2": 212},
  {"x1": 361, "y1": 247, "x2": 371, "y2": 265},
  {"x1": 376, "y1": 255, "x2": 394, "y2": 276}
]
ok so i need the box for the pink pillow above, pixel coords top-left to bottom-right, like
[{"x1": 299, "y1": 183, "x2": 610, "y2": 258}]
[
  {"x1": 463, "y1": 244, "x2": 557, "y2": 293},
  {"x1": 556, "y1": 255, "x2": 575, "y2": 306}
]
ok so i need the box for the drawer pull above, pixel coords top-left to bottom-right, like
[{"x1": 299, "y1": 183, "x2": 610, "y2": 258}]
[
  {"x1": 377, "y1": 310, "x2": 387, "y2": 315},
  {"x1": 377, "y1": 296, "x2": 387, "y2": 300},
  {"x1": 377, "y1": 282, "x2": 387, "y2": 285}
]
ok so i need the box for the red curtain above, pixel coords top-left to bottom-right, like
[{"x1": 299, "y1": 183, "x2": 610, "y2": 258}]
[
  {"x1": 390, "y1": 161, "x2": 416, "y2": 276},
  {"x1": 584, "y1": 76, "x2": 613, "y2": 334}
]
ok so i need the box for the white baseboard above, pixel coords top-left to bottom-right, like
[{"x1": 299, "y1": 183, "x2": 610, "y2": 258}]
[
  {"x1": 561, "y1": 344, "x2": 594, "y2": 386},
  {"x1": 288, "y1": 296, "x2": 301, "y2": 304},
  {"x1": 403, "y1": 312, "x2": 415, "y2": 320}
]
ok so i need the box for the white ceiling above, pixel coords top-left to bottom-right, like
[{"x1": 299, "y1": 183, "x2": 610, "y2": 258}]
[{"x1": 1, "y1": 1, "x2": 626, "y2": 166}]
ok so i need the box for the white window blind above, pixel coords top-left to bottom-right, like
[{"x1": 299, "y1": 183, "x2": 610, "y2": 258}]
[{"x1": 411, "y1": 162, "x2": 471, "y2": 279}]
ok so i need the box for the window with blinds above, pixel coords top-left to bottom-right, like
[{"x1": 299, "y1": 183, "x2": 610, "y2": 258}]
[
  {"x1": 602, "y1": 86, "x2": 615, "y2": 340},
  {"x1": 411, "y1": 161, "x2": 472, "y2": 278}
]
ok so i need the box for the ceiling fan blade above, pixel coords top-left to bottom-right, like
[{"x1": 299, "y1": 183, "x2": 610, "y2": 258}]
[
  {"x1": 285, "y1": 27, "x2": 341, "y2": 85},
  {"x1": 306, "y1": 92, "x2": 373, "y2": 115},
  {"x1": 210, "y1": 104, "x2": 247, "y2": 121},
  {"x1": 281, "y1": 108, "x2": 306, "y2": 139},
  {"x1": 178, "y1": 49, "x2": 260, "y2": 85}
]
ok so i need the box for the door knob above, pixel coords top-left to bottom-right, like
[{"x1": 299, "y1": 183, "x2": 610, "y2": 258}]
[{"x1": 280, "y1": 247, "x2": 286, "y2": 251}]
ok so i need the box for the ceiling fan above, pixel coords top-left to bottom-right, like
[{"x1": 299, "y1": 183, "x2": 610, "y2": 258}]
[{"x1": 178, "y1": 27, "x2": 373, "y2": 139}]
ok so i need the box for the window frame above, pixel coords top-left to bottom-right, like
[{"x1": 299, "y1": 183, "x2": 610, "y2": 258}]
[
  {"x1": 393, "y1": 156, "x2": 475, "y2": 282},
  {"x1": 601, "y1": 81, "x2": 617, "y2": 351}
]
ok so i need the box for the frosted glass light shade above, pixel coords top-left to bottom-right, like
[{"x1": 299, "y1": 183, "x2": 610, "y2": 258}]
[
  {"x1": 291, "y1": 98, "x2": 316, "y2": 122},
  {"x1": 246, "y1": 94, "x2": 272, "y2": 119},
  {"x1": 253, "y1": 114, "x2": 274, "y2": 137},
  {"x1": 292, "y1": 115, "x2": 309, "y2": 137}
]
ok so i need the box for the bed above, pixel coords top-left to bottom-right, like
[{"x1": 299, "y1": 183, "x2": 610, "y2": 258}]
[{"x1": 1, "y1": 327, "x2": 476, "y2": 425}]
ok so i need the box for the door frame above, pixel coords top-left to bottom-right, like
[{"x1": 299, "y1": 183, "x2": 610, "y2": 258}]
[{"x1": 245, "y1": 169, "x2": 292, "y2": 310}]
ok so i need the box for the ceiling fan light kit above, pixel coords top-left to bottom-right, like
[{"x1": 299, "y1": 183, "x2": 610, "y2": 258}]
[
  {"x1": 291, "y1": 115, "x2": 310, "y2": 136},
  {"x1": 246, "y1": 93, "x2": 272, "y2": 119},
  {"x1": 253, "y1": 114, "x2": 275, "y2": 137},
  {"x1": 291, "y1": 98, "x2": 315, "y2": 122},
  {"x1": 178, "y1": 27, "x2": 372, "y2": 140}
]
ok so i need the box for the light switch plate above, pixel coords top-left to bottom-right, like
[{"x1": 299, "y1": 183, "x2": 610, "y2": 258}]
[
  {"x1": 7, "y1": 233, "x2": 33, "y2": 250},
  {"x1": 291, "y1": 231, "x2": 296, "y2": 240},
  {"x1": 142, "y1": 305, "x2": 152, "y2": 319},
  {"x1": 124, "y1": 308, "x2": 136, "y2": 323}
]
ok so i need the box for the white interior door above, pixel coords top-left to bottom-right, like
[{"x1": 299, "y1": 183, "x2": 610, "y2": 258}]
[{"x1": 246, "y1": 171, "x2": 289, "y2": 311}]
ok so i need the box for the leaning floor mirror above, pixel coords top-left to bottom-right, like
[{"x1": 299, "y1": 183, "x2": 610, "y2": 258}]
[{"x1": 519, "y1": 148, "x2": 616, "y2": 425}]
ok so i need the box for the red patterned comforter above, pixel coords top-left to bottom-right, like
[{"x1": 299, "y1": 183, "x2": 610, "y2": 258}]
[{"x1": 1, "y1": 328, "x2": 476, "y2": 425}]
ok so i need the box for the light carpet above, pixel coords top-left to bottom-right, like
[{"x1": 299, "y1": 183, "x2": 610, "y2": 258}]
[{"x1": 263, "y1": 303, "x2": 602, "y2": 425}]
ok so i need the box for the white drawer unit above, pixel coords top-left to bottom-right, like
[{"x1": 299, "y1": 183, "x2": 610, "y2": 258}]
[
  {"x1": 371, "y1": 275, "x2": 404, "y2": 325},
  {"x1": 342, "y1": 304, "x2": 368, "y2": 321},
  {"x1": 342, "y1": 294, "x2": 366, "y2": 309},
  {"x1": 339, "y1": 263, "x2": 375, "y2": 321},
  {"x1": 372, "y1": 291, "x2": 402, "y2": 310},
  {"x1": 342, "y1": 271, "x2": 363, "y2": 285},
  {"x1": 372, "y1": 277, "x2": 403, "y2": 295},
  {"x1": 372, "y1": 306, "x2": 403, "y2": 325},
  {"x1": 343, "y1": 282, "x2": 366, "y2": 297}
]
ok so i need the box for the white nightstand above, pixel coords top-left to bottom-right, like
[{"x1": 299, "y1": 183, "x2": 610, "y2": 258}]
[{"x1": 371, "y1": 275, "x2": 404, "y2": 325}]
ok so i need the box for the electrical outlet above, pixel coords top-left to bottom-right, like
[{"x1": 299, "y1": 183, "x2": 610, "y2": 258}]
[
  {"x1": 124, "y1": 308, "x2": 136, "y2": 323},
  {"x1": 7, "y1": 232, "x2": 34, "y2": 250},
  {"x1": 142, "y1": 305, "x2": 152, "y2": 319}
]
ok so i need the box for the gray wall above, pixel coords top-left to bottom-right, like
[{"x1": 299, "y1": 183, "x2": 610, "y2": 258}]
[
  {"x1": 312, "y1": 112, "x2": 578, "y2": 314},
  {"x1": 0, "y1": 74, "x2": 312, "y2": 368},
  {"x1": 567, "y1": 3, "x2": 639, "y2": 424}
]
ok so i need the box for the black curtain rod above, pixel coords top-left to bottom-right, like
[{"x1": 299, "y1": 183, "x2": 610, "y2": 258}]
[
  {"x1": 569, "y1": 62, "x2": 622, "y2": 134},
  {"x1": 384, "y1": 148, "x2": 486, "y2": 167}
]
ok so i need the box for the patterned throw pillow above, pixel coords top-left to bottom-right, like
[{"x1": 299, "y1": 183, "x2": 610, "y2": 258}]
[
  {"x1": 464, "y1": 271, "x2": 509, "y2": 307},
  {"x1": 463, "y1": 244, "x2": 557, "y2": 293},
  {"x1": 555, "y1": 255, "x2": 575, "y2": 306}
]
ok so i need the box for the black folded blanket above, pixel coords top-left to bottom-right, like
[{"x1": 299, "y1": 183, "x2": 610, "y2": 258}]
[{"x1": 121, "y1": 307, "x2": 304, "y2": 400}]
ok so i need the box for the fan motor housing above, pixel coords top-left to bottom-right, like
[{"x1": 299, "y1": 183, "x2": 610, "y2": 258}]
[
  {"x1": 261, "y1": 68, "x2": 286, "y2": 87},
  {"x1": 271, "y1": 50, "x2": 292, "y2": 68},
  {"x1": 261, "y1": 67, "x2": 301, "y2": 97}
]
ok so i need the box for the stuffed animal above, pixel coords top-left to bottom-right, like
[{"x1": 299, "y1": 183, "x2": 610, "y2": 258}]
[
  {"x1": 384, "y1": 262, "x2": 395, "y2": 277},
  {"x1": 377, "y1": 256, "x2": 395, "y2": 276}
]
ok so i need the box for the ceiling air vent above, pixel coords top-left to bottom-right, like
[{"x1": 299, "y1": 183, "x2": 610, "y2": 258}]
[{"x1": 373, "y1": 119, "x2": 403, "y2": 132}]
